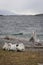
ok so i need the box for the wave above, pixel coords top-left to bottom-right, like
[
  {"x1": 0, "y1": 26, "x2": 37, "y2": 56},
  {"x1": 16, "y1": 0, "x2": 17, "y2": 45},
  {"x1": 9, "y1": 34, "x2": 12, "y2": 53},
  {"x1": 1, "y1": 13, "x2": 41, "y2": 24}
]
[
  {"x1": 0, "y1": 33, "x2": 23, "y2": 35},
  {"x1": 0, "y1": 32, "x2": 43, "y2": 38},
  {"x1": 12, "y1": 33, "x2": 23, "y2": 35}
]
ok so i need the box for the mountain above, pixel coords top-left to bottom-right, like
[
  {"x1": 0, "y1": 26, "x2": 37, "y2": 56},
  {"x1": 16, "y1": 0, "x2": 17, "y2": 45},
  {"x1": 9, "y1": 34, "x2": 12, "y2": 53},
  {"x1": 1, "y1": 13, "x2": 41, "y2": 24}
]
[
  {"x1": 0, "y1": 10, "x2": 16, "y2": 15},
  {"x1": 35, "y1": 14, "x2": 43, "y2": 16}
]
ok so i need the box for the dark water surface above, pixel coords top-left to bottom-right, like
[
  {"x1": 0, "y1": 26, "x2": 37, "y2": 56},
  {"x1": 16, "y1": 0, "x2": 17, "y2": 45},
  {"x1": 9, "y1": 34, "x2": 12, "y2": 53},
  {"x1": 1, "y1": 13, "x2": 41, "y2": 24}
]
[{"x1": 0, "y1": 15, "x2": 43, "y2": 40}]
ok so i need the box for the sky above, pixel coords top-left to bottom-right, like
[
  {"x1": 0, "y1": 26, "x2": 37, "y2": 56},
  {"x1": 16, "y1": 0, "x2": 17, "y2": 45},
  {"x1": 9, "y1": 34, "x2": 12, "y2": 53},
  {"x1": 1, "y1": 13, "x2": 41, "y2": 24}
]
[{"x1": 0, "y1": 0, "x2": 43, "y2": 15}]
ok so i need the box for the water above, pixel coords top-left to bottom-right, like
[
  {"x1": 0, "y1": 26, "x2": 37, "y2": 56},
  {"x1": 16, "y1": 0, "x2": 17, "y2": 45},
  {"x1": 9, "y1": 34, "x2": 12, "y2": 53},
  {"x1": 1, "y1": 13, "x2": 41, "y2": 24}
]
[{"x1": 0, "y1": 15, "x2": 43, "y2": 40}]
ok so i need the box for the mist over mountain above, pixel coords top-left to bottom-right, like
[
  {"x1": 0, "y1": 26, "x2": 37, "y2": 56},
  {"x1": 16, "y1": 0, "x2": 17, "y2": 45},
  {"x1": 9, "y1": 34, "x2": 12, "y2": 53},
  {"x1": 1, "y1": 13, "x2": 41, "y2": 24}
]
[{"x1": 0, "y1": 10, "x2": 16, "y2": 15}]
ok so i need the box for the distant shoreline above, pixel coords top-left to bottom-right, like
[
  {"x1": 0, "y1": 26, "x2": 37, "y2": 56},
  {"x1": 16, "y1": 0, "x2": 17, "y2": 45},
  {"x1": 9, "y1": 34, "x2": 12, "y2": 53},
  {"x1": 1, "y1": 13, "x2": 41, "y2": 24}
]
[
  {"x1": 0, "y1": 14, "x2": 43, "y2": 16},
  {"x1": 0, "y1": 15, "x2": 3, "y2": 16},
  {"x1": 35, "y1": 14, "x2": 43, "y2": 16}
]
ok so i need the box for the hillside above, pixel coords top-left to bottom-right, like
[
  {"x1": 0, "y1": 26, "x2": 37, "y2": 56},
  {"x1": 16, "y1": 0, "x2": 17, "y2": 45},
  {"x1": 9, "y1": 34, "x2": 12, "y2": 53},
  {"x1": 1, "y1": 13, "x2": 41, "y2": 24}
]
[{"x1": 35, "y1": 14, "x2": 43, "y2": 16}]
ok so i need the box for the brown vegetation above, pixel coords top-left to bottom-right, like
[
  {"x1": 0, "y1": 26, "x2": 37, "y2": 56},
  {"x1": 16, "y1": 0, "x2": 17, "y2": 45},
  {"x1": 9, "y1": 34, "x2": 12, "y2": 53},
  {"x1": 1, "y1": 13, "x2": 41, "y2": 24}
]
[{"x1": 0, "y1": 50, "x2": 43, "y2": 65}]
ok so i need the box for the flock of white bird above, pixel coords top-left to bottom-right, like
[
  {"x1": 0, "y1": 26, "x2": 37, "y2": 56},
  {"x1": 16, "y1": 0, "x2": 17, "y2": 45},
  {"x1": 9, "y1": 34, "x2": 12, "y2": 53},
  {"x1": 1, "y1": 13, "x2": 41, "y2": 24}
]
[
  {"x1": 3, "y1": 42, "x2": 25, "y2": 51},
  {"x1": 2, "y1": 31, "x2": 40, "y2": 51}
]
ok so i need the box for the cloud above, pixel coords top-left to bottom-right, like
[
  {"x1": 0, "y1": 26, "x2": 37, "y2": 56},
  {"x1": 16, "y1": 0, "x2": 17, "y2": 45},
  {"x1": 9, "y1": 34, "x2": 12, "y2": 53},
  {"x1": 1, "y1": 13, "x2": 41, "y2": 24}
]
[{"x1": 0, "y1": 0, "x2": 43, "y2": 15}]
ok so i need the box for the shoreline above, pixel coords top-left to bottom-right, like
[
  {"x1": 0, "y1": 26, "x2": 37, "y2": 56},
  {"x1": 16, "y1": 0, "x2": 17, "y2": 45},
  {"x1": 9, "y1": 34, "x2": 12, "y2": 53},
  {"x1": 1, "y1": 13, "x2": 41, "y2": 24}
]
[{"x1": 0, "y1": 35, "x2": 43, "y2": 51}]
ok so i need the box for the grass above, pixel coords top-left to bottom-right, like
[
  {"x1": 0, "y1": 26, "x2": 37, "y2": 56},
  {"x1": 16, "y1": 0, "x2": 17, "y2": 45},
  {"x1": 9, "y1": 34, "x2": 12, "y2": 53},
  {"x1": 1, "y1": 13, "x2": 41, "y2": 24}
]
[{"x1": 0, "y1": 50, "x2": 43, "y2": 65}]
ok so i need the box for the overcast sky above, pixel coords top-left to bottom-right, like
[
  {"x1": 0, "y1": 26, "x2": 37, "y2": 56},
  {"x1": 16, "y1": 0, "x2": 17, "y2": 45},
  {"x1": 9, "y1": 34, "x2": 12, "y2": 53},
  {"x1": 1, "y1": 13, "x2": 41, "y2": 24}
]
[{"x1": 0, "y1": 0, "x2": 43, "y2": 15}]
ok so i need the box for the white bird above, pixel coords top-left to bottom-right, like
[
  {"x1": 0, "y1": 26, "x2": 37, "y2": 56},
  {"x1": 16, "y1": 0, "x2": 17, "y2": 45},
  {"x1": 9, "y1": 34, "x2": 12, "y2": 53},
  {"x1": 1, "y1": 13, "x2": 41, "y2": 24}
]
[
  {"x1": 32, "y1": 31, "x2": 40, "y2": 43},
  {"x1": 16, "y1": 43, "x2": 25, "y2": 51},
  {"x1": 3, "y1": 42, "x2": 9, "y2": 50},
  {"x1": 9, "y1": 43, "x2": 17, "y2": 51}
]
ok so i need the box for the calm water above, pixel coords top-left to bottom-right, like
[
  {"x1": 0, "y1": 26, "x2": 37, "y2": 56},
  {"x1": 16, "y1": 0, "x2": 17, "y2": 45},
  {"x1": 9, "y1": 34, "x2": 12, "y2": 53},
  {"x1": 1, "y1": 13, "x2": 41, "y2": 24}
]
[{"x1": 0, "y1": 15, "x2": 43, "y2": 40}]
